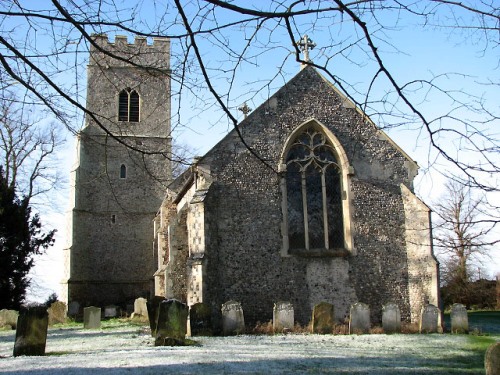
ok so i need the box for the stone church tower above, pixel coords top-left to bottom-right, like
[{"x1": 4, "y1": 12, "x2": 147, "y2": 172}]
[{"x1": 63, "y1": 35, "x2": 172, "y2": 307}]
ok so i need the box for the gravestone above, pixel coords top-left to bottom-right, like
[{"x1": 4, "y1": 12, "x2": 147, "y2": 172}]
[
  {"x1": 221, "y1": 300, "x2": 245, "y2": 335},
  {"x1": 133, "y1": 297, "x2": 148, "y2": 320},
  {"x1": 349, "y1": 302, "x2": 370, "y2": 334},
  {"x1": 419, "y1": 304, "x2": 439, "y2": 333},
  {"x1": 68, "y1": 301, "x2": 80, "y2": 317},
  {"x1": 189, "y1": 303, "x2": 212, "y2": 336},
  {"x1": 382, "y1": 302, "x2": 401, "y2": 333},
  {"x1": 48, "y1": 301, "x2": 67, "y2": 326},
  {"x1": 155, "y1": 299, "x2": 188, "y2": 346},
  {"x1": 147, "y1": 296, "x2": 165, "y2": 337},
  {"x1": 83, "y1": 306, "x2": 101, "y2": 329},
  {"x1": 311, "y1": 302, "x2": 334, "y2": 334},
  {"x1": 0, "y1": 309, "x2": 19, "y2": 329},
  {"x1": 13, "y1": 306, "x2": 49, "y2": 357},
  {"x1": 273, "y1": 301, "x2": 294, "y2": 333},
  {"x1": 104, "y1": 305, "x2": 118, "y2": 318},
  {"x1": 450, "y1": 303, "x2": 468, "y2": 334},
  {"x1": 485, "y1": 342, "x2": 500, "y2": 375}
]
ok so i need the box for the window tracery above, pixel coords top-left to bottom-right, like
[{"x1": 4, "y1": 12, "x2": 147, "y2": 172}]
[{"x1": 285, "y1": 127, "x2": 344, "y2": 251}]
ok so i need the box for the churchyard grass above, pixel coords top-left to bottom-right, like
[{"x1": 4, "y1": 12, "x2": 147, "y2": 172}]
[{"x1": 1, "y1": 315, "x2": 499, "y2": 374}]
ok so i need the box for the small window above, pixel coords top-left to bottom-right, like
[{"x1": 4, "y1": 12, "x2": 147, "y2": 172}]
[
  {"x1": 111, "y1": 214, "x2": 116, "y2": 224},
  {"x1": 118, "y1": 88, "x2": 140, "y2": 122},
  {"x1": 120, "y1": 164, "x2": 127, "y2": 179}
]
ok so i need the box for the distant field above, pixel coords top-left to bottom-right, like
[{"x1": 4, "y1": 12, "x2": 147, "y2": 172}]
[{"x1": 443, "y1": 310, "x2": 500, "y2": 334}]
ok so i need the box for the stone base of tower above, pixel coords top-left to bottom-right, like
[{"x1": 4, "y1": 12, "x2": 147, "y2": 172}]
[{"x1": 65, "y1": 279, "x2": 154, "y2": 310}]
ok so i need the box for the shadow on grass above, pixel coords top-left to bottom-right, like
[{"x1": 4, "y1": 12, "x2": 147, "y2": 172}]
[{"x1": 0, "y1": 353, "x2": 487, "y2": 374}]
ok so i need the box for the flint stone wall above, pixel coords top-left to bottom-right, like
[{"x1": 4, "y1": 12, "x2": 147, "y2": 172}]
[{"x1": 197, "y1": 68, "x2": 434, "y2": 325}]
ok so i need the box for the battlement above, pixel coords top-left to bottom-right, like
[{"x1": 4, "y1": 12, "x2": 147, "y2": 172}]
[{"x1": 89, "y1": 34, "x2": 170, "y2": 69}]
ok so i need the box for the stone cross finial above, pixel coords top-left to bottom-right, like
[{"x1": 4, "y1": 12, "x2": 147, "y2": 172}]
[
  {"x1": 238, "y1": 102, "x2": 252, "y2": 119},
  {"x1": 296, "y1": 35, "x2": 316, "y2": 66}
]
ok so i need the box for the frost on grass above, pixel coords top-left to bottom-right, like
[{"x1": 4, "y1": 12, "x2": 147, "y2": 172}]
[{"x1": 0, "y1": 324, "x2": 494, "y2": 374}]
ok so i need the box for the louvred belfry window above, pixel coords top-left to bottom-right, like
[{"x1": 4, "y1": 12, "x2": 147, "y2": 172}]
[
  {"x1": 118, "y1": 88, "x2": 140, "y2": 122},
  {"x1": 285, "y1": 127, "x2": 344, "y2": 250}
]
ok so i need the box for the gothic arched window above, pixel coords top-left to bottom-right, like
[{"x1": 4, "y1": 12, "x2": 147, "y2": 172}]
[
  {"x1": 284, "y1": 126, "x2": 345, "y2": 251},
  {"x1": 118, "y1": 88, "x2": 140, "y2": 122}
]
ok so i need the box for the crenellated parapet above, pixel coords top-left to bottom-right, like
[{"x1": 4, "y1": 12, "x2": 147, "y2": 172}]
[{"x1": 89, "y1": 34, "x2": 170, "y2": 70}]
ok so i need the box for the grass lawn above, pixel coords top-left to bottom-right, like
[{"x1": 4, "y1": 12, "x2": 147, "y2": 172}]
[{"x1": 0, "y1": 314, "x2": 499, "y2": 374}]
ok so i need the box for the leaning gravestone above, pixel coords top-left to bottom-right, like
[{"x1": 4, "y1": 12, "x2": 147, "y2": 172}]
[
  {"x1": 419, "y1": 304, "x2": 439, "y2": 333},
  {"x1": 13, "y1": 306, "x2": 49, "y2": 357},
  {"x1": 273, "y1": 301, "x2": 294, "y2": 333},
  {"x1": 155, "y1": 299, "x2": 188, "y2": 346},
  {"x1": 485, "y1": 342, "x2": 500, "y2": 375},
  {"x1": 0, "y1": 309, "x2": 19, "y2": 329},
  {"x1": 189, "y1": 303, "x2": 212, "y2": 336},
  {"x1": 147, "y1": 296, "x2": 165, "y2": 337},
  {"x1": 349, "y1": 302, "x2": 370, "y2": 334},
  {"x1": 311, "y1": 302, "x2": 334, "y2": 334},
  {"x1": 382, "y1": 302, "x2": 401, "y2": 333},
  {"x1": 48, "y1": 301, "x2": 67, "y2": 326},
  {"x1": 450, "y1": 303, "x2": 468, "y2": 334},
  {"x1": 221, "y1": 300, "x2": 245, "y2": 335},
  {"x1": 83, "y1": 306, "x2": 101, "y2": 329}
]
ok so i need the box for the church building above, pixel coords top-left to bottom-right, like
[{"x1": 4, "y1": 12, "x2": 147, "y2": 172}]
[
  {"x1": 153, "y1": 67, "x2": 439, "y2": 325},
  {"x1": 65, "y1": 34, "x2": 439, "y2": 325}
]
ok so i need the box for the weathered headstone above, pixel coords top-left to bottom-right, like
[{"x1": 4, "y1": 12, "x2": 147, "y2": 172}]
[
  {"x1": 133, "y1": 297, "x2": 148, "y2": 320},
  {"x1": 485, "y1": 342, "x2": 500, "y2": 375},
  {"x1": 311, "y1": 302, "x2": 334, "y2": 334},
  {"x1": 273, "y1": 301, "x2": 294, "y2": 333},
  {"x1": 349, "y1": 302, "x2": 370, "y2": 334},
  {"x1": 221, "y1": 300, "x2": 245, "y2": 335},
  {"x1": 382, "y1": 302, "x2": 401, "y2": 333},
  {"x1": 0, "y1": 309, "x2": 19, "y2": 329},
  {"x1": 189, "y1": 303, "x2": 212, "y2": 336},
  {"x1": 13, "y1": 306, "x2": 49, "y2": 357},
  {"x1": 83, "y1": 306, "x2": 101, "y2": 329},
  {"x1": 147, "y1": 296, "x2": 165, "y2": 337},
  {"x1": 48, "y1": 301, "x2": 67, "y2": 326},
  {"x1": 155, "y1": 299, "x2": 188, "y2": 346},
  {"x1": 68, "y1": 301, "x2": 80, "y2": 317},
  {"x1": 419, "y1": 304, "x2": 439, "y2": 333},
  {"x1": 104, "y1": 305, "x2": 118, "y2": 318},
  {"x1": 450, "y1": 303, "x2": 468, "y2": 334}
]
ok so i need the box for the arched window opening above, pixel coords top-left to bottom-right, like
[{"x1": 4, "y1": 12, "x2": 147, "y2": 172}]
[
  {"x1": 285, "y1": 127, "x2": 344, "y2": 251},
  {"x1": 129, "y1": 91, "x2": 140, "y2": 122},
  {"x1": 118, "y1": 88, "x2": 140, "y2": 122},
  {"x1": 120, "y1": 164, "x2": 127, "y2": 179}
]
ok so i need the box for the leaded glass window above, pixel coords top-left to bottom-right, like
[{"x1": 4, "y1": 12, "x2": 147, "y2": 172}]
[{"x1": 285, "y1": 127, "x2": 344, "y2": 250}]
